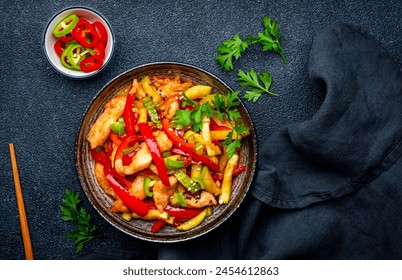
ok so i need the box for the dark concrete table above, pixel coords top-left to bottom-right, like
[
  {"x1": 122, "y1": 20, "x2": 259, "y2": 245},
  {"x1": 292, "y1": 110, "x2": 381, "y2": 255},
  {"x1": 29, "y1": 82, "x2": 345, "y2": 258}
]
[{"x1": 0, "y1": 0, "x2": 400, "y2": 259}]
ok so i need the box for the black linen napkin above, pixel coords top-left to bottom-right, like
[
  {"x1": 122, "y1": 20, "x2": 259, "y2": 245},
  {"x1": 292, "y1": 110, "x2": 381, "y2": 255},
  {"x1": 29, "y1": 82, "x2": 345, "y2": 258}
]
[
  {"x1": 252, "y1": 22, "x2": 402, "y2": 209},
  {"x1": 238, "y1": 22, "x2": 402, "y2": 259}
]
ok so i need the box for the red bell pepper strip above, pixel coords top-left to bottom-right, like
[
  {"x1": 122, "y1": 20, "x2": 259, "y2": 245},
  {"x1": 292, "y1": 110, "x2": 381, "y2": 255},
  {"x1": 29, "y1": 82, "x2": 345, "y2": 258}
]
[
  {"x1": 151, "y1": 220, "x2": 166, "y2": 233},
  {"x1": 170, "y1": 147, "x2": 190, "y2": 156},
  {"x1": 165, "y1": 205, "x2": 203, "y2": 220},
  {"x1": 92, "y1": 21, "x2": 108, "y2": 46},
  {"x1": 115, "y1": 135, "x2": 140, "y2": 162},
  {"x1": 90, "y1": 148, "x2": 108, "y2": 164},
  {"x1": 190, "y1": 152, "x2": 220, "y2": 172},
  {"x1": 109, "y1": 131, "x2": 125, "y2": 146},
  {"x1": 123, "y1": 89, "x2": 136, "y2": 136},
  {"x1": 105, "y1": 173, "x2": 149, "y2": 217},
  {"x1": 170, "y1": 146, "x2": 219, "y2": 171},
  {"x1": 138, "y1": 123, "x2": 171, "y2": 187},
  {"x1": 72, "y1": 19, "x2": 99, "y2": 48},
  {"x1": 233, "y1": 164, "x2": 246, "y2": 176},
  {"x1": 212, "y1": 172, "x2": 224, "y2": 182},
  {"x1": 210, "y1": 118, "x2": 231, "y2": 131},
  {"x1": 122, "y1": 143, "x2": 142, "y2": 166},
  {"x1": 161, "y1": 118, "x2": 194, "y2": 154},
  {"x1": 80, "y1": 55, "x2": 104, "y2": 73}
]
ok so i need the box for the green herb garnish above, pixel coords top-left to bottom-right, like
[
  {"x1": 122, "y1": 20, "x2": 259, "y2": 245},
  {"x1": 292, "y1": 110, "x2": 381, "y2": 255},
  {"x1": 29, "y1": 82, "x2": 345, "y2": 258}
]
[
  {"x1": 247, "y1": 16, "x2": 286, "y2": 63},
  {"x1": 173, "y1": 91, "x2": 249, "y2": 159},
  {"x1": 216, "y1": 16, "x2": 286, "y2": 71},
  {"x1": 237, "y1": 69, "x2": 278, "y2": 102},
  {"x1": 216, "y1": 34, "x2": 249, "y2": 72},
  {"x1": 60, "y1": 189, "x2": 97, "y2": 253}
]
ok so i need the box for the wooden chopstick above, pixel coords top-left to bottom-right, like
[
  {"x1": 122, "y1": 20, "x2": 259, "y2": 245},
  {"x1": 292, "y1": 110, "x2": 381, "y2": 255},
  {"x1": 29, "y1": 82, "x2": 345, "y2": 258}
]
[{"x1": 9, "y1": 143, "x2": 34, "y2": 260}]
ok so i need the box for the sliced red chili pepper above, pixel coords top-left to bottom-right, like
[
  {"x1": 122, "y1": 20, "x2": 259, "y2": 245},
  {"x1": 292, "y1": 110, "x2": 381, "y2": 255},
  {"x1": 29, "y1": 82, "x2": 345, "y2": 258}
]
[
  {"x1": 54, "y1": 39, "x2": 66, "y2": 57},
  {"x1": 210, "y1": 118, "x2": 231, "y2": 131},
  {"x1": 59, "y1": 32, "x2": 75, "y2": 43},
  {"x1": 161, "y1": 118, "x2": 194, "y2": 154},
  {"x1": 212, "y1": 172, "x2": 224, "y2": 182},
  {"x1": 165, "y1": 205, "x2": 203, "y2": 220},
  {"x1": 151, "y1": 220, "x2": 166, "y2": 233},
  {"x1": 79, "y1": 55, "x2": 104, "y2": 73},
  {"x1": 138, "y1": 123, "x2": 171, "y2": 187},
  {"x1": 72, "y1": 19, "x2": 99, "y2": 48},
  {"x1": 92, "y1": 21, "x2": 108, "y2": 46},
  {"x1": 123, "y1": 89, "x2": 136, "y2": 136},
  {"x1": 105, "y1": 173, "x2": 149, "y2": 217},
  {"x1": 233, "y1": 164, "x2": 246, "y2": 176},
  {"x1": 93, "y1": 41, "x2": 105, "y2": 59},
  {"x1": 190, "y1": 152, "x2": 220, "y2": 172},
  {"x1": 90, "y1": 148, "x2": 108, "y2": 164}
]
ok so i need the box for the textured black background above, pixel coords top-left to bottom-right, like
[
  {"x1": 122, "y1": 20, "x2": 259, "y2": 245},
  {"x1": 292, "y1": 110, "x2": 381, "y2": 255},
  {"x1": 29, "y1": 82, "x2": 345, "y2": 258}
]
[{"x1": 0, "y1": 0, "x2": 401, "y2": 259}]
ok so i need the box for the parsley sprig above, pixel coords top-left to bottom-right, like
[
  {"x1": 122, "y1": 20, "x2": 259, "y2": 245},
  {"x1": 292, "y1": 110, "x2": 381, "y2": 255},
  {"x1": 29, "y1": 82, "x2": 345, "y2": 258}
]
[
  {"x1": 216, "y1": 34, "x2": 249, "y2": 72},
  {"x1": 172, "y1": 91, "x2": 249, "y2": 159},
  {"x1": 237, "y1": 69, "x2": 278, "y2": 102},
  {"x1": 216, "y1": 16, "x2": 286, "y2": 72},
  {"x1": 60, "y1": 189, "x2": 97, "y2": 253},
  {"x1": 247, "y1": 16, "x2": 286, "y2": 63}
]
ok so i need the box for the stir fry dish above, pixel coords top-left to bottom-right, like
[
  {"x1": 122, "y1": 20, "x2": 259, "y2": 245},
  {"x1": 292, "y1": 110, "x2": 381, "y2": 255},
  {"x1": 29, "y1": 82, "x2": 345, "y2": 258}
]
[{"x1": 87, "y1": 75, "x2": 250, "y2": 232}]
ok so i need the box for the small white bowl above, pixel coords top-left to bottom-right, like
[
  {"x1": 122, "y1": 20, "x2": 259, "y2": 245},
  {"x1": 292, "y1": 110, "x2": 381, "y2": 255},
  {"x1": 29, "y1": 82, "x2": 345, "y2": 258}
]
[{"x1": 43, "y1": 6, "x2": 115, "y2": 79}]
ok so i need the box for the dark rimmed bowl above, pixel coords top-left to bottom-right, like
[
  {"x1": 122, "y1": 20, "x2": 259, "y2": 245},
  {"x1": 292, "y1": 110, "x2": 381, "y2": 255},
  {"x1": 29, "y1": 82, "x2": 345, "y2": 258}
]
[{"x1": 75, "y1": 62, "x2": 257, "y2": 242}]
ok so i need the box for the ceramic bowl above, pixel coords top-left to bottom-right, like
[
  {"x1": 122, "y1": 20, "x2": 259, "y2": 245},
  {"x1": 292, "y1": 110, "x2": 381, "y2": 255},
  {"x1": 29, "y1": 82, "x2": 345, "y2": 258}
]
[
  {"x1": 42, "y1": 6, "x2": 115, "y2": 79},
  {"x1": 76, "y1": 62, "x2": 257, "y2": 242}
]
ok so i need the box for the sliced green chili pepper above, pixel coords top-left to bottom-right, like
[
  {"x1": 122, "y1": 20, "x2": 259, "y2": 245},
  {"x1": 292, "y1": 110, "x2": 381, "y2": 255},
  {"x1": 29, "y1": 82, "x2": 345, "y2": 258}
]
[
  {"x1": 53, "y1": 13, "x2": 79, "y2": 37},
  {"x1": 192, "y1": 177, "x2": 206, "y2": 190},
  {"x1": 66, "y1": 43, "x2": 94, "y2": 70},
  {"x1": 162, "y1": 151, "x2": 172, "y2": 158},
  {"x1": 176, "y1": 192, "x2": 187, "y2": 207},
  {"x1": 60, "y1": 44, "x2": 75, "y2": 69},
  {"x1": 110, "y1": 117, "x2": 125, "y2": 136},
  {"x1": 122, "y1": 143, "x2": 139, "y2": 155},
  {"x1": 174, "y1": 170, "x2": 201, "y2": 193},
  {"x1": 143, "y1": 97, "x2": 162, "y2": 129},
  {"x1": 143, "y1": 177, "x2": 154, "y2": 197}
]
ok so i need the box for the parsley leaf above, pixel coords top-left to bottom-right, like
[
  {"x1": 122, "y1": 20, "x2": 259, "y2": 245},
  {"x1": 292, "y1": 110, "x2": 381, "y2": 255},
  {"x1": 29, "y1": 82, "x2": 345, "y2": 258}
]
[
  {"x1": 222, "y1": 119, "x2": 250, "y2": 159},
  {"x1": 237, "y1": 69, "x2": 278, "y2": 102},
  {"x1": 216, "y1": 34, "x2": 249, "y2": 71},
  {"x1": 250, "y1": 16, "x2": 287, "y2": 63},
  {"x1": 61, "y1": 189, "x2": 97, "y2": 253},
  {"x1": 173, "y1": 91, "x2": 249, "y2": 158},
  {"x1": 172, "y1": 109, "x2": 192, "y2": 127}
]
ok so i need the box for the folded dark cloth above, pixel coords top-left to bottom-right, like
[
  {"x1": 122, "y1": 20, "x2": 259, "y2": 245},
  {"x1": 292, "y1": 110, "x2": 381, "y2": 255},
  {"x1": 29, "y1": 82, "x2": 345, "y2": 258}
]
[{"x1": 158, "y1": 22, "x2": 402, "y2": 260}]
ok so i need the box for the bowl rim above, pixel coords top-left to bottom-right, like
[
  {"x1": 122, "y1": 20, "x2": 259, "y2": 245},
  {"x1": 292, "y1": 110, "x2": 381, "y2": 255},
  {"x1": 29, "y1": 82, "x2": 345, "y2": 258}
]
[
  {"x1": 42, "y1": 5, "x2": 115, "y2": 79},
  {"x1": 75, "y1": 61, "x2": 257, "y2": 242}
]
